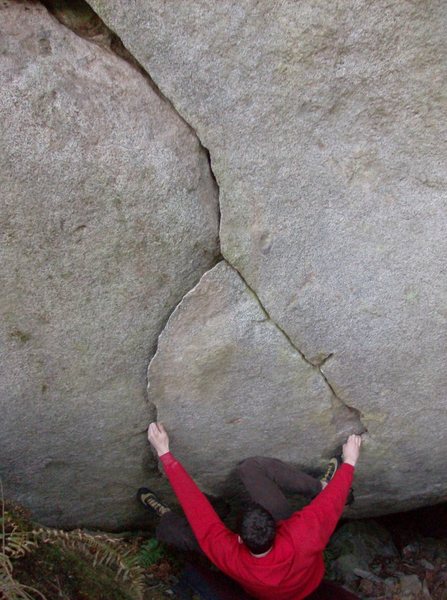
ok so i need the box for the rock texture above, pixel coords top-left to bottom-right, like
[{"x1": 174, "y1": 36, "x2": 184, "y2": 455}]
[
  {"x1": 148, "y1": 261, "x2": 361, "y2": 494},
  {"x1": 87, "y1": 0, "x2": 447, "y2": 515},
  {"x1": 0, "y1": 1, "x2": 219, "y2": 528}
]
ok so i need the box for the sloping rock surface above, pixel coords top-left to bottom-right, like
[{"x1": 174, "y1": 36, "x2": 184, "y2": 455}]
[
  {"x1": 0, "y1": 1, "x2": 218, "y2": 528},
  {"x1": 88, "y1": 0, "x2": 447, "y2": 515},
  {"x1": 148, "y1": 261, "x2": 361, "y2": 494}
]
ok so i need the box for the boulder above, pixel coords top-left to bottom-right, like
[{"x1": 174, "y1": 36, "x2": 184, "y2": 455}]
[
  {"x1": 0, "y1": 1, "x2": 219, "y2": 528},
  {"x1": 88, "y1": 0, "x2": 447, "y2": 515},
  {"x1": 327, "y1": 520, "x2": 398, "y2": 582},
  {"x1": 148, "y1": 261, "x2": 360, "y2": 493},
  {"x1": 399, "y1": 574, "x2": 423, "y2": 598}
]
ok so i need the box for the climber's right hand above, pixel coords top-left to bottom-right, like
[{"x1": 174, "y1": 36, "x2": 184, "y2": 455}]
[{"x1": 148, "y1": 422, "x2": 170, "y2": 457}]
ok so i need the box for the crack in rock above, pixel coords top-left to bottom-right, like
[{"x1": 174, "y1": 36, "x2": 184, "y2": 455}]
[
  {"x1": 222, "y1": 261, "x2": 367, "y2": 436},
  {"x1": 42, "y1": 0, "x2": 221, "y2": 210},
  {"x1": 43, "y1": 0, "x2": 365, "y2": 440},
  {"x1": 43, "y1": 0, "x2": 226, "y2": 241},
  {"x1": 42, "y1": 0, "x2": 226, "y2": 254},
  {"x1": 149, "y1": 257, "x2": 367, "y2": 441},
  {"x1": 40, "y1": 0, "x2": 223, "y2": 351}
]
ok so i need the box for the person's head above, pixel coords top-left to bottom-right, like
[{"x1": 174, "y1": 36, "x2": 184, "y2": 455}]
[{"x1": 238, "y1": 503, "x2": 276, "y2": 554}]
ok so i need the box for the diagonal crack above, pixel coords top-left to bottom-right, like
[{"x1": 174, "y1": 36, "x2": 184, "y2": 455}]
[
  {"x1": 39, "y1": 3, "x2": 170, "y2": 109},
  {"x1": 225, "y1": 260, "x2": 367, "y2": 437},
  {"x1": 45, "y1": 0, "x2": 366, "y2": 440},
  {"x1": 40, "y1": 0, "x2": 225, "y2": 470},
  {"x1": 42, "y1": 0, "x2": 223, "y2": 261}
]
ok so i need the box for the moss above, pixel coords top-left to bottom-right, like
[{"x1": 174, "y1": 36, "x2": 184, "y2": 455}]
[{"x1": 9, "y1": 329, "x2": 31, "y2": 343}]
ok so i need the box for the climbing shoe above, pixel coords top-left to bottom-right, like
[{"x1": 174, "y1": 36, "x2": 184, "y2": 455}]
[
  {"x1": 320, "y1": 456, "x2": 341, "y2": 488},
  {"x1": 137, "y1": 487, "x2": 171, "y2": 516}
]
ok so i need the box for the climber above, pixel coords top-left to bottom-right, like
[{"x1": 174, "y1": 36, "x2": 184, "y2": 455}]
[{"x1": 138, "y1": 422, "x2": 362, "y2": 600}]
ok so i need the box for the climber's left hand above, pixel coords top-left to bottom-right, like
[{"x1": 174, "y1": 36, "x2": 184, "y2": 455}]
[{"x1": 148, "y1": 422, "x2": 170, "y2": 457}]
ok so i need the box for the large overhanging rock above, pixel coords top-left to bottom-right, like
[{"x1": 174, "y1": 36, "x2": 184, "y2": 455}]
[
  {"x1": 90, "y1": 0, "x2": 447, "y2": 515},
  {"x1": 0, "y1": 1, "x2": 218, "y2": 528},
  {"x1": 148, "y1": 261, "x2": 362, "y2": 496}
]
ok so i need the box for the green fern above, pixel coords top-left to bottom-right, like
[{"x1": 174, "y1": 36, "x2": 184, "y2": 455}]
[{"x1": 136, "y1": 538, "x2": 168, "y2": 568}]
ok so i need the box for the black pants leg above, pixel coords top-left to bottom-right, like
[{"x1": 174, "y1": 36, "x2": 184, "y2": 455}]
[
  {"x1": 173, "y1": 564, "x2": 254, "y2": 600},
  {"x1": 156, "y1": 510, "x2": 202, "y2": 552},
  {"x1": 156, "y1": 493, "x2": 229, "y2": 552},
  {"x1": 237, "y1": 456, "x2": 322, "y2": 521}
]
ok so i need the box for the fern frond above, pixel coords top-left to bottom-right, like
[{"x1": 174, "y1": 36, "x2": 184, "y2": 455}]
[
  {"x1": 1, "y1": 482, "x2": 146, "y2": 600},
  {"x1": 30, "y1": 527, "x2": 145, "y2": 600},
  {"x1": 0, "y1": 480, "x2": 47, "y2": 600}
]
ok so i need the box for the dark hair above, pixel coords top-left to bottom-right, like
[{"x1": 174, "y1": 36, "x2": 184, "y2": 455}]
[{"x1": 239, "y1": 503, "x2": 276, "y2": 554}]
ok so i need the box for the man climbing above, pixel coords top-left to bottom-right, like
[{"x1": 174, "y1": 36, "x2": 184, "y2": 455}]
[{"x1": 139, "y1": 422, "x2": 362, "y2": 599}]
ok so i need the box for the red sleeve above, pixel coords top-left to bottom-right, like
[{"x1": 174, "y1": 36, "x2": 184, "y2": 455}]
[
  {"x1": 289, "y1": 463, "x2": 354, "y2": 552},
  {"x1": 159, "y1": 452, "x2": 240, "y2": 570}
]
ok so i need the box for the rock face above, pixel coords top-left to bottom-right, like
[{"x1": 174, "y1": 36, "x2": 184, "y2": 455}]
[
  {"x1": 148, "y1": 261, "x2": 361, "y2": 493},
  {"x1": 1, "y1": 0, "x2": 446, "y2": 526},
  {"x1": 0, "y1": 1, "x2": 219, "y2": 528},
  {"x1": 87, "y1": 0, "x2": 447, "y2": 516}
]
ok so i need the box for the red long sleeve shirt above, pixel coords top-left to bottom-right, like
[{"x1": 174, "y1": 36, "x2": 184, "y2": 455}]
[{"x1": 160, "y1": 452, "x2": 354, "y2": 600}]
